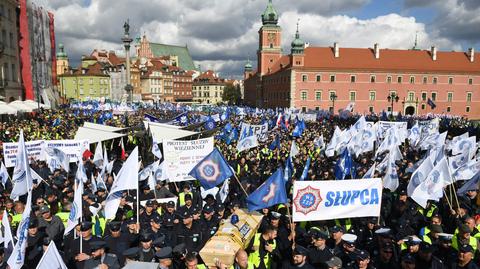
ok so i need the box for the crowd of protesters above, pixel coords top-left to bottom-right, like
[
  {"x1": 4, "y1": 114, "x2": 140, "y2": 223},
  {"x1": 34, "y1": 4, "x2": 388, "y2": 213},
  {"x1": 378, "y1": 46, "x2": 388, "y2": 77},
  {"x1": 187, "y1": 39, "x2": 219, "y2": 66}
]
[{"x1": 0, "y1": 104, "x2": 479, "y2": 269}]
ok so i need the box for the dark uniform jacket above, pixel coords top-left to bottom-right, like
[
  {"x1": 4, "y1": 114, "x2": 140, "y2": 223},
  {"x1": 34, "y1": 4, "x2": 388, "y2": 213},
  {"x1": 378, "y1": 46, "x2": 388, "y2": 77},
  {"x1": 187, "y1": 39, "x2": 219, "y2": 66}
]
[{"x1": 84, "y1": 253, "x2": 120, "y2": 269}]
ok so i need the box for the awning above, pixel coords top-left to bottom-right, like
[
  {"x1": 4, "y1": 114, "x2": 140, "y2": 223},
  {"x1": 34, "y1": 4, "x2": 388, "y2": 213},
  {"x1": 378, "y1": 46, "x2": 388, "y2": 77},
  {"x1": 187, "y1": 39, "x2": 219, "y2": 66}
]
[
  {"x1": 83, "y1": 122, "x2": 126, "y2": 132},
  {"x1": 8, "y1": 100, "x2": 33, "y2": 112},
  {"x1": 0, "y1": 101, "x2": 17, "y2": 114},
  {"x1": 143, "y1": 121, "x2": 182, "y2": 130},
  {"x1": 74, "y1": 127, "x2": 126, "y2": 144},
  {"x1": 148, "y1": 123, "x2": 198, "y2": 141}
]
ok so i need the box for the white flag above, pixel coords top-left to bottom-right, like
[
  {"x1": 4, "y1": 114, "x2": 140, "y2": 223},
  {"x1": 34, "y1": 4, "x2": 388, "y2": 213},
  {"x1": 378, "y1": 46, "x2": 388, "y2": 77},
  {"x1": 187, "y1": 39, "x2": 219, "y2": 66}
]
[
  {"x1": 35, "y1": 241, "x2": 68, "y2": 269},
  {"x1": 218, "y1": 179, "x2": 230, "y2": 203},
  {"x1": 411, "y1": 157, "x2": 452, "y2": 208},
  {"x1": 30, "y1": 168, "x2": 45, "y2": 184},
  {"x1": 362, "y1": 163, "x2": 376, "y2": 179},
  {"x1": 452, "y1": 136, "x2": 477, "y2": 159},
  {"x1": 152, "y1": 137, "x2": 162, "y2": 159},
  {"x1": 383, "y1": 153, "x2": 399, "y2": 192},
  {"x1": 407, "y1": 158, "x2": 434, "y2": 197},
  {"x1": 93, "y1": 142, "x2": 103, "y2": 168},
  {"x1": 2, "y1": 210, "x2": 14, "y2": 256},
  {"x1": 325, "y1": 127, "x2": 342, "y2": 157},
  {"x1": 139, "y1": 161, "x2": 156, "y2": 182},
  {"x1": 290, "y1": 141, "x2": 299, "y2": 158},
  {"x1": 76, "y1": 160, "x2": 88, "y2": 184},
  {"x1": 43, "y1": 147, "x2": 70, "y2": 173},
  {"x1": 0, "y1": 162, "x2": 9, "y2": 187},
  {"x1": 11, "y1": 130, "x2": 33, "y2": 200},
  {"x1": 104, "y1": 147, "x2": 139, "y2": 220},
  {"x1": 8, "y1": 191, "x2": 32, "y2": 269},
  {"x1": 453, "y1": 159, "x2": 480, "y2": 181},
  {"x1": 408, "y1": 122, "x2": 421, "y2": 147},
  {"x1": 65, "y1": 179, "x2": 83, "y2": 235},
  {"x1": 236, "y1": 135, "x2": 259, "y2": 153}
]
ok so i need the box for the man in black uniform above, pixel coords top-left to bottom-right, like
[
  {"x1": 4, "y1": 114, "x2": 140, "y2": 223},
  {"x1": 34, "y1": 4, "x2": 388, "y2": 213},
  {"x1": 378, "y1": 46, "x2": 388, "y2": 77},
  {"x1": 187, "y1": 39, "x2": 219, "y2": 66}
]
[
  {"x1": 450, "y1": 244, "x2": 479, "y2": 269},
  {"x1": 282, "y1": 245, "x2": 314, "y2": 269},
  {"x1": 148, "y1": 215, "x2": 167, "y2": 242},
  {"x1": 138, "y1": 233, "x2": 155, "y2": 262},
  {"x1": 372, "y1": 242, "x2": 398, "y2": 269},
  {"x1": 415, "y1": 242, "x2": 445, "y2": 269},
  {"x1": 308, "y1": 230, "x2": 333, "y2": 269},
  {"x1": 66, "y1": 221, "x2": 103, "y2": 269},
  {"x1": 84, "y1": 241, "x2": 121, "y2": 269},
  {"x1": 122, "y1": 247, "x2": 139, "y2": 266},
  {"x1": 175, "y1": 210, "x2": 203, "y2": 253},
  {"x1": 199, "y1": 204, "x2": 219, "y2": 244},
  {"x1": 179, "y1": 194, "x2": 196, "y2": 216},
  {"x1": 25, "y1": 218, "x2": 47, "y2": 268},
  {"x1": 162, "y1": 201, "x2": 178, "y2": 247},
  {"x1": 104, "y1": 222, "x2": 131, "y2": 267},
  {"x1": 140, "y1": 200, "x2": 159, "y2": 230}
]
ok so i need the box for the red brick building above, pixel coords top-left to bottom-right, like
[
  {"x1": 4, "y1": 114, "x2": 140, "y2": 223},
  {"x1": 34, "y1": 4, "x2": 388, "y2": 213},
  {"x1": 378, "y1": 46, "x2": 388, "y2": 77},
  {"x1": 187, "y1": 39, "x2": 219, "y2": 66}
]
[{"x1": 244, "y1": 0, "x2": 480, "y2": 119}]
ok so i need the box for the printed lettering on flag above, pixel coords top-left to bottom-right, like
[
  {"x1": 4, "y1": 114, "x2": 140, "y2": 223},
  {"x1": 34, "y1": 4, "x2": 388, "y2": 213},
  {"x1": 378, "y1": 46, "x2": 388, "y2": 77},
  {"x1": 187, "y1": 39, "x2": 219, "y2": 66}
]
[{"x1": 292, "y1": 178, "x2": 382, "y2": 222}]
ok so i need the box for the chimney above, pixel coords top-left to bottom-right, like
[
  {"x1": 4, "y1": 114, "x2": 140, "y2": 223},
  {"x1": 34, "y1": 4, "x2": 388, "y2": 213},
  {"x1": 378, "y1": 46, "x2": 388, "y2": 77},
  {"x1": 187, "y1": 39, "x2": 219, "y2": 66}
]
[
  {"x1": 468, "y1": 48, "x2": 475, "y2": 62},
  {"x1": 431, "y1": 46, "x2": 437, "y2": 61},
  {"x1": 374, "y1": 43, "x2": 380, "y2": 59},
  {"x1": 334, "y1": 42, "x2": 339, "y2": 58}
]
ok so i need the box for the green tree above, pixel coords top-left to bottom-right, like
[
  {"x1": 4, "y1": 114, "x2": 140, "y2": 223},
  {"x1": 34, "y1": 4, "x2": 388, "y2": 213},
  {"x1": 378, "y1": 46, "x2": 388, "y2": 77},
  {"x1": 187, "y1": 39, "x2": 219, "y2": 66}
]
[{"x1": 222, "y1": 84, "x2": 241, "y2": 105}]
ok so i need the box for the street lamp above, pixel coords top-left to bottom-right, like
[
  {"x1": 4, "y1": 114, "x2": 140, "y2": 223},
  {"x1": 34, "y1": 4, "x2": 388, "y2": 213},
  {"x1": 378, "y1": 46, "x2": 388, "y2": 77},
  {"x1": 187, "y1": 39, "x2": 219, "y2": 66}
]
[
  {"x1": 387, "y1": 92, "x2": 399, "y2": 119},
  {"x1": 330, "y1": 93, "x2": 337, "y2": 114}
]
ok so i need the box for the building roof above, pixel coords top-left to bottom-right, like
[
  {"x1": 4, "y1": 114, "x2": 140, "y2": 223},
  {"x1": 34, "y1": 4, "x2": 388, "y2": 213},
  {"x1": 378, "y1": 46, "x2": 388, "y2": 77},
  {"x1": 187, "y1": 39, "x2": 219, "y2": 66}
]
[
  {"x1": 149, "y1": 43, "x2": 196, "y2": 71},
  {"x1": 194, "y1": 70, "x2": 225, "y2": 84},
  {"x1": 302, "y1": 47, "x2": 480, "y2": 74},
  {"x1": 59, "y1": 62, "x2": 109, "y2": 77}
]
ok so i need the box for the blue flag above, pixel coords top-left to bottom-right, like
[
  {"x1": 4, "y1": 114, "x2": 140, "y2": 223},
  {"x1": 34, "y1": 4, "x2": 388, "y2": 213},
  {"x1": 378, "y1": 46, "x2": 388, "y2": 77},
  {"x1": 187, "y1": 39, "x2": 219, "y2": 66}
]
[
  {"x1": 284, "y1": 156, "x2": 294, "y2": 182},
  {"x1": 224, "y1": 122, "x2": 233, "y2": 133},
  {"x1": 334, "y1": 149, "x2": 356, "y2": 180},
  {"x1": 427, "y1": 98, "x2": 437, "y2": 109},
  {"x1": 189, "y1": 148, "x2": 233, "y2": 190},
  {"x1": 299, "y1": 157, "x2": 311, "y2": 181},
  {"x1": 269, "y1": 135, "x2": 280, "y2": 150},
  {"x1": 225, "y1": 128, "x2": 238, "y2": 145},
  {"x1": 144, "y1": 113, "x2": 160, "y2": 123},
  {"x1": 204, "y1": 117, "x2": 216, "y2": 130},
  {"x1": 246, "y1": 169, "x2": 288, "y2": 211}
]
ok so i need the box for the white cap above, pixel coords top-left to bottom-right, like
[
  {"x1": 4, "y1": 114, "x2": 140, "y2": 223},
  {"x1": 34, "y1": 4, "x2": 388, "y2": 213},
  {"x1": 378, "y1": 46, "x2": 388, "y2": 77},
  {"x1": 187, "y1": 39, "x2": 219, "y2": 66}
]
[
  {"x1": 374, "y1": 227, "x2": 391, "y2": 235},
  {"x1": 341, "y1": 233, "x2": 358, "y2": 244}
]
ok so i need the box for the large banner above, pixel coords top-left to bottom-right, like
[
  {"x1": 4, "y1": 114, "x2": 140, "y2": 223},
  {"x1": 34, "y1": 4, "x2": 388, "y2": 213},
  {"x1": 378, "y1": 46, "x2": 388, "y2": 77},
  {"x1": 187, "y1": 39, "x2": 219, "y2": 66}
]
[
  {"x1": 377, "y1": 121, "x2": 408, "y2": 140},
  {"x1": 292, "y1": 178, "x2": 382, "y2": 222},
  {"x1": 3, "y1": 139, "x2": 89, "y2": 167},
  {"x1": 239, "y1": 122, "x2": 269, "y2": 142},
  {"x1": 418, "y1": 118, "x2": 440, "y2": 141},
  {"x1": 163, "y1": 137, "x2": 214, "y2": 182}
]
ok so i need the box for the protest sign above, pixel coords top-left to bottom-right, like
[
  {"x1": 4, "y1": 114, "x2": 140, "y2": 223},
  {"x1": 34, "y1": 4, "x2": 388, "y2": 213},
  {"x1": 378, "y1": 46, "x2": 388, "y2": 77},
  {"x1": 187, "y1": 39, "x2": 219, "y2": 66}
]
[
  {"x1": 239, "y1": 122, "x2": 269, "y2": 142},
  {"x1": 163, "y1": 137, "x2": 214, "y2": 182},
  {"x1": 292, "y1": 178, "x2": 382, "y2": 222}
]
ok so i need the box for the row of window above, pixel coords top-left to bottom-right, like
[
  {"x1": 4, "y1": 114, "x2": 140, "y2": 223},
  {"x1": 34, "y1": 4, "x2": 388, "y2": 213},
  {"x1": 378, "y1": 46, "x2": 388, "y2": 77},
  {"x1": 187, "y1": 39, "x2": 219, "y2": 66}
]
[
  {"x1": 193, "y1": 86, "x2": 224, "y2": 90},
  {"x1": 192, "y1": 92, "x2": 221, "y2": 98},
  {"x1": 2, "y1": 62, "x2": 17, "y2": 82},
  {"x1": 1, "y1": 29, "x2": 15, "y2": 49},
  {"x1": 302, "y1": 105, "x2": 472, "y2": 114},
  {"x1": 301, "y1": 74, "x2": 475, "y2": 85},
  {"x1": 77, "y1": 88, "x2": 109, "y2": 95},
  {"x1": 0, "y1": 4, "x2": 13, "y2": 21},
  {"x1": 299, "y1": 90, "x2": 473, "y2": 102}
]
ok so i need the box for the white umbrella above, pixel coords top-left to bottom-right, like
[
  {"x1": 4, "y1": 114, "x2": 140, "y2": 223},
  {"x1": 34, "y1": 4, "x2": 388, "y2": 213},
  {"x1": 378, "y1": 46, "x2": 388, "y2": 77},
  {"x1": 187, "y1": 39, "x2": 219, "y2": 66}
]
[
  {"x1": 0, "y1": 101, "x2": 17, "y2": 114},
  {"x1": 8, "y1": 100, "x2": 33, "y2": 112},
  {"x1": 23, "y1": 99, "x2": 50, "y2": 109}
]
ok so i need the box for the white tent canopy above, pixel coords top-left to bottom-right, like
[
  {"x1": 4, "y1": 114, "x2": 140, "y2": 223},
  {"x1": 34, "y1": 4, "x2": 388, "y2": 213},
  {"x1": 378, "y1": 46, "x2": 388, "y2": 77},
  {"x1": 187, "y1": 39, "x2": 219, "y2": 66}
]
[
  {"x1": 74, "y1": 127, "x2": 126, "y2": 144},
  {"x1": 143, "y1": 121, "x2": 182, "y2": 130},
  {"x1": 83, "y1": 122, "x2": 126, "y2": 132},
  {"x1": 148, "y1": 123, "x2": 198, "y2": 141},
  {"x1": 0, "y1": 101, "x2": 17, "y2": 114},
  {"x1": 23, "y1": 99, "x2": 50, "y2": 109},
  {"x1": 8, "y1": 100, "x2": 33, "y2": 112}
]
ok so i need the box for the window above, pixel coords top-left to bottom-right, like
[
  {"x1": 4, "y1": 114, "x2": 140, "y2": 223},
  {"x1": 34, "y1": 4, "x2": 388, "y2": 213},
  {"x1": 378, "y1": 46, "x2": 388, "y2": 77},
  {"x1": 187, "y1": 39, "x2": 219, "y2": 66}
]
[
  {"x1": 301, "y1": 91, "x2": 307, "y2": 100},
  {"x1": 467, "y1": 92, "x2": 472, "y2": 102},
  {"x1": 408, "y1": 92, "x2": 414, "y2": 101},
  {"x1": 370, "y1": 75, "x2": 376, "y2": 83},
  {"x1": 387, "y1": 76, "x2": 392, "y2": 83},
  {"x1": 316, "y1": 75, "x2": 321, "y2": 82},
  {"x1": 410, "y1": 76, "x2": 415, "y2": 84},
  {"x1": 423, "y1": 77, "x2": 427, "y2": 84},
  {"x1": 447, "y1": 107, "x2": 451, "y2": 112},
  {"x1": 1, "y1": 30, "x2": 6, "y2": 46},
  {"x1": 466, "y1": 107, "x2": 470, "y2": 113},
  {"x1": 315, "y1": 91, "x2": 322, "y2": 101},
  {"x1": 302, "y1": 75, "x2": 307, "y2": 82},
  {"x1": 315, "y1": 107, "x2": 320, "y2": 111},
  {"x1": 329, "y1": 107, "x2": 333, "y2": 113},
  {"x1": 369, "y1": 91, "x2": 376, "y2": 101},
  {"x1": 329, "y1": 91, "x2": 336, "y2": 100},
  {"x1": 387, "y1": 107, "x2": 392, "y2": 112},
  {"x1": 330, "y1": 75, "x2": 335, "y2": 82},
  {"x1": 448, "y1": 77, "x2": 453, "y2": 84},
  {"x1": 421, "y1": 104, "x2": 426, "y2": 110},
  {"x1": 431, "y1": 92, "x2": 437, "y2": 101},
  {"x1": 79, "y1": 78, "x2": 83, "y2": 84},
  {"x1": 11, "y1": 64, "x2": 16, "y2": 81},
  {"x1": 89, "y1": 78, "x2": 93, "y2": 85},
  {"x1": 3, "y1": 63, "x2": 9, "y2": 81},
  {"x1": 302, "y1": 107, "x2": 307, "y2": 113},
  {"x1": 433, "y1": 77, "x2": 437, "y2": 84},
  {"x1": 9, "y1": 32, "x2": 13, "y2": 48},
  {"x1": 79, "y1": 88, "x2": 84, "y2": 95},
  {"x1": 369, "y1": 106, "x2": 374, "y2": 113},
  {"x1": 447, "y1": 92, "x2": 453, "y2": 102},
  {"x1": 469, "y1": 78, "x2": 473, "y2": 85},
  {"x1": 397, "y1": 76, "x2": 402, "y2": 83},
  {"x1": 349, "y1": 91, "x2": 356, "y2": 101},
  {"x1": 350, "y1": 75, "x2": 356, "y2": 83},
  {"x1": 421, "y1": 92, "x2": 427, "y2": 101}
]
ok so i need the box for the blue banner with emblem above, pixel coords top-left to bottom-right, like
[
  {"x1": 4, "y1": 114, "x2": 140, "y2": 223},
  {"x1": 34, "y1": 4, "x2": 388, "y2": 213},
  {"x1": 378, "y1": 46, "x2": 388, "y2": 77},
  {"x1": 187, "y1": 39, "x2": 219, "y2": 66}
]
[
  {"x1": 189, "y1": 148, "x2": 233, "y2": 190},
  {"x1": 246, "y1": 169, "x2": 288, "y2": 211}
]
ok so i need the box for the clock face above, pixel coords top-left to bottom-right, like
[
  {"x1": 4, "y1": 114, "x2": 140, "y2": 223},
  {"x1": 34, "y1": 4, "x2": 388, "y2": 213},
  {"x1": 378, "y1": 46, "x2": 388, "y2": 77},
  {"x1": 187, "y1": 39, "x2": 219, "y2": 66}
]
[{"x1": 267, "y1": 33, "x2": 276, "y2": 43}]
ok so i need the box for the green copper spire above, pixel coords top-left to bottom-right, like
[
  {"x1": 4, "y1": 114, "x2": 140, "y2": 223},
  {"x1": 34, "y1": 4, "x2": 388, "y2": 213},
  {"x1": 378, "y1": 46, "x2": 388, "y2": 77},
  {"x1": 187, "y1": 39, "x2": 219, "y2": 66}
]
[
  {"x1": 262, "y1": 0, "x2": 278, "y2": 25},
  {"x1": 291, "y1": 19, "x2": 305, "y2": 54},
  {"x1": 56, "y1": 43, "x2": 68, "y2": 59},
  {"x1": 245, "y1": 57, "x2": 253, "y2": 71}
]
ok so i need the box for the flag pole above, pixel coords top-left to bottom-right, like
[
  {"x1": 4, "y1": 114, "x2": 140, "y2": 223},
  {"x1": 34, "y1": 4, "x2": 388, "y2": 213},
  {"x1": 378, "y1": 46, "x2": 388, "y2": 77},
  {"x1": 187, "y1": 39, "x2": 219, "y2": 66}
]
[
  {"x1": 285, "y1": 203, "x2": 296, "y2": 248},
  {"x1": 233, "y1": 174, "x2": 249, "y2": 197},
  {"x1": 443, "y1": 189, "x2": 453, "y2": 211}
]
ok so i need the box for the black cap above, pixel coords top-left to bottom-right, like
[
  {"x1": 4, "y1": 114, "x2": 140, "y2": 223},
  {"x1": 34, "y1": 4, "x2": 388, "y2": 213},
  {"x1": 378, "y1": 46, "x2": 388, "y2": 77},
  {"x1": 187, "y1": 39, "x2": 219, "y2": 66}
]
[
  {"x1": 402, "y1": 253, "x2": 416, "y2": 264},
  {"x1": 293, "y1": 245, "x2": 308, "y2": 256},
  {"x1": 270, "y1": 211, "x2": 281, "y2": 220},
  {"x1": 140, "y1": 233, "x2": 152, "y2": 242},
  {"x1": 382, "y1": 242, "x2": 394, "y2": 252},
  {"x1": 203, "y1": 205, "x2": 214, "y2": 214},
  {"x1": 355, "y1": 250, "x2": 370, "y2": 260},
  {"x1": 184, "y1": 194, "x2": 192, "y2": 201},
  {"x1": 419, "y1": 242, "x2": 433, "y2": 253},
  {"x1": 459, "y1": 244, "x2": 474, "y2": 253},
  {"x1": 172, "y1": 243, "x2": 187, "y2": 256},
  {"x1": 28, "y1": 218, "x2": 39, "y2": 229},
  {"x1": 152, "y1": 215, "x2": 163, "y2": 224},
  {"x1": 42, "y1": 237, "x2": 51, "y2": 246},
  {"x1": 39, "y1": 205, "x2": 50, "y2": 214},
  {"x1": 155, "y1": 246, "x2": 173, "y2": 259},
  {"x1": 123, "y1": 247, "x2": 140, "y2": 259},
  {"x1": 310, "y1": 230, "x2": 328, "y2": 240},
  {"x1": 367, "y1": 217, "x2": 378, "y2": 224},
  {"x1": 146, "y1": 200, "x2": 154, "y2": 207},
  {"x1": 430, "y1": 224, "x2": 443, "y2": 233},
  {"x1": 204, "y1": 194, "x2": 214, "y2": 200},
  {"x1": 125, "y1": 217, "x2": 136, "y2": 225},
  {"x1": 80, "y1": 221, "x2": 93, "y2": 231},
  {"x1": 330, "y1": 226, "x2": 344, "y2": 233},
  {"x1": 459, "y1": 224, "x2": 472, "y2": 234},
  {"x1": 89, "y1": 241, "x2": 106, "y2": 251},
  {"x1": 109, "y1": 221, "x2": 121, "y2": 231},
  {"x1": 181, "y1": 210, "x2": 193, "y2": 219},
  {"x1": 216, "y1": 204, "x2": 225, "y2": 212},
  {"x1": 153, "y1": 235, "x2": 166, "y2": 247},
  {"x1": 398, "y1": 189, "x2": 407, "y2": 196},
  {"x1": 166, "y1": 201, "x2": 175, "y2": 208}
]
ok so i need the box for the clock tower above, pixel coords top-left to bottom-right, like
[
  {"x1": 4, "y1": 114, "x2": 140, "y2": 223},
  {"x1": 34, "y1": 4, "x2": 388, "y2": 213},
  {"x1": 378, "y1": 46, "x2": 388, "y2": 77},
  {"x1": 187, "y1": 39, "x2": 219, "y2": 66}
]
[{"x1": 258, "y1": 0, "x2": 282, "y2": 76}]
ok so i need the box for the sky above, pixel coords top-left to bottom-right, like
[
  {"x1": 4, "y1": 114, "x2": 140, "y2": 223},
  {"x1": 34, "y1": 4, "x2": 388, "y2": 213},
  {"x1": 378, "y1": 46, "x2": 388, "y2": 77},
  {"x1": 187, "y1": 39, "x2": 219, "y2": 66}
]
[{"x1": 39, "y1": 0, "x2": 480, "y2": 79}]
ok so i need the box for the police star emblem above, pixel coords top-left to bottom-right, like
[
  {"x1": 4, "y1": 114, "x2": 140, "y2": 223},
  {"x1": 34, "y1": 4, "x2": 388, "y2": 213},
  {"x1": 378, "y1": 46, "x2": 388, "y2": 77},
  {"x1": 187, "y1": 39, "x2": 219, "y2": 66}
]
[
  {"x1": 293, "y1": 185, "x2": 322, "y2": 215},
  {"x1": 198, "y1": 160, "x2": 220, "y2": 182}
]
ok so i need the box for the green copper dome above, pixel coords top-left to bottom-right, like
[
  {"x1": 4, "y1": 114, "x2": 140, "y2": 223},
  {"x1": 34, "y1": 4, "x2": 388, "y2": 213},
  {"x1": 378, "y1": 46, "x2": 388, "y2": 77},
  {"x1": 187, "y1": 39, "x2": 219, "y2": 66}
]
[
  {"x1": 262, "y1": 0, "x2": 278, "y2": 25},
  {"x1": 291, "y1": 23, "x2": 305, "y2": 54},
  {"x1": 56, "y1": 43, "x2": 68, "y2": 59},
  {"x1": 245, "y1": 59, "x2": 253, "y2": 71}
]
